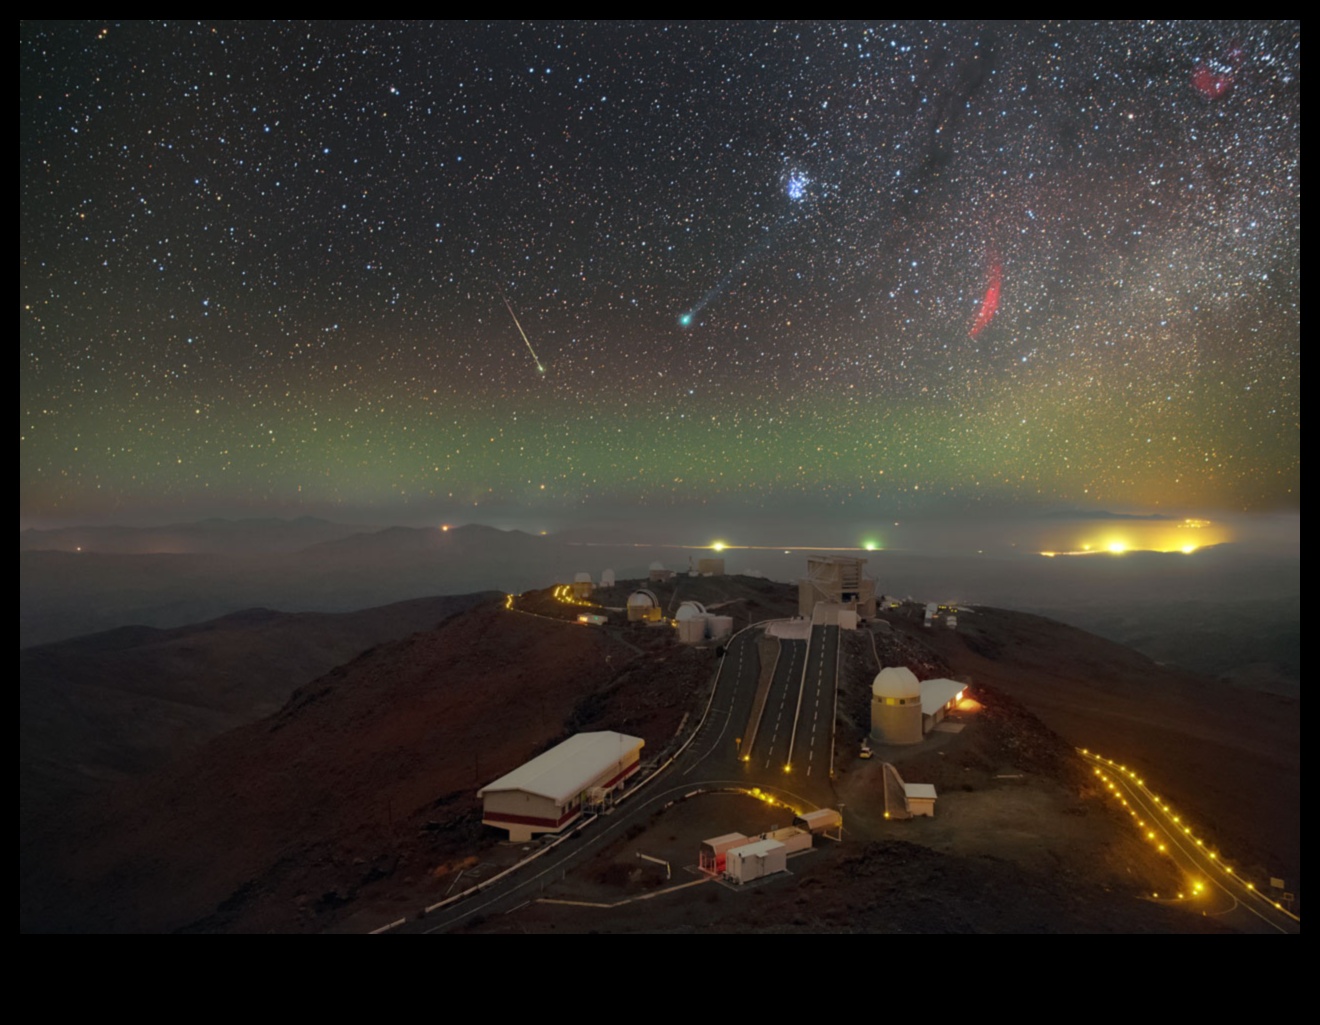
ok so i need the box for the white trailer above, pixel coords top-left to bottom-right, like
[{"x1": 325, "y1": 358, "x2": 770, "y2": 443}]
[{"x1": 725, "y1": 838, "x2": 787, "y2": 884}]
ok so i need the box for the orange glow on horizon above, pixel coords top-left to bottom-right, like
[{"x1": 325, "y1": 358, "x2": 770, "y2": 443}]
[{"x1": 1037, "y1": 516, "x2": 1229, "y2": 557}]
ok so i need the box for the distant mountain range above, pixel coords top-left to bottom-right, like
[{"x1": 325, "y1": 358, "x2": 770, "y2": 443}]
[
  {"x1": 19, "y1": 519, "x2": 1299, "y2": 694},
  {"x1": 20, "y1": 516, "x2": 370, "y2": 555}
]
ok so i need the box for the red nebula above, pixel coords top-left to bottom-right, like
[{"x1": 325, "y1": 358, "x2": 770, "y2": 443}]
[
  {"x1": 1193, "y1": 44, "x2": 1242, "y2": 102},
  {"x1": 969, "y1": 250, "x2": 1001, "y2": 338},
  {"x1": 1192, "y1": 62, "x2": 1233, "y2": 100}
]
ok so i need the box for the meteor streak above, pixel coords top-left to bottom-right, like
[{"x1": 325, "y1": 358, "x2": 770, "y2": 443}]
[{"x1": 502, "y1": 295, "x2": 545, "y2": 373}]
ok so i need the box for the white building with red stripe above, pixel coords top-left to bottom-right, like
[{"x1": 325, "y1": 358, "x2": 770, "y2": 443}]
[{"x1": 478, "y1": 731, "x2": 645, "y2": 842}]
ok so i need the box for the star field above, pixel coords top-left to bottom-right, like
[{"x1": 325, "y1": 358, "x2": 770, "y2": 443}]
[{"x1": 20, "y1": 21, "x2": 1300, "y2": 525}]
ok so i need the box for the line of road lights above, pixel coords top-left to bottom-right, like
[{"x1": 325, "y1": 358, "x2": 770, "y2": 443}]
[
  {"x1": 744, "y1": 787, "x2": 798, "y2": 815},
  {"x1": 514, "y1": 589, "x2": 1288, "y2": 912},
  {"x1": 1081, "y1": 748, "x2": 1298, "y2": 919},
  {"x1": 504, "y1": 595, "x2": 1291, "y2": 914},
  {"x1": 503, "y1": 586, "x2": 600, "y2": 615},
  {"x1": 550, "y1": 584, "x2": 598, "y2": 608}
]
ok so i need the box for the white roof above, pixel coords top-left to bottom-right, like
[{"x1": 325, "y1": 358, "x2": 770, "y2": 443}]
[
  {"x1": 478, "y1": 731, "x2": 644, "y2": 804},
  {"x1": 921, "y1": 678, "x2": 964, "y2": 715},
  {"x1": 797, "y1": 808, "x2": 841, "y2": 827},
  {"x1": 728, "y1": 838, "x2": 785, "y2": 858},
  {"x1": 702, "y1": 832, "x2": 749, "y2": 850},
  {"x1": 904, "y1": 782, "x2": 938, "y2": 801}
]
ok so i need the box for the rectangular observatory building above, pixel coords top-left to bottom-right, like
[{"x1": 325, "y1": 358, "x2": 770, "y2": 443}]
[
  {"x1": 478, "y1": 731, "x2": 644, "y2": 842},
  {"x1": 798, "y1": 556, "x2": 877, "y2": 620}
]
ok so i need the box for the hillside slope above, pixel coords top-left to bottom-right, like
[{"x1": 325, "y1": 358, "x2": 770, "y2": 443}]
[
  {"x1": 20, "y1": 593, "x2": 496, "y2": 833},
  {"x1": 20, "y1": 582, "x2": 1300, "y2": 932},
  {"x1": 21, "y1": 599, "x2": 687, "y2": 932}
]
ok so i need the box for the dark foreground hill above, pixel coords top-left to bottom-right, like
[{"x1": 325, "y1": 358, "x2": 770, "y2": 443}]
[
  {"x1": 19, "y1": 581, "x2": 1299, "y2": 933},
  {"x1": 20, "y1": 597, "x2": 706, "y2": 932},
  {"x1": 20, "y1": 593, "x2": 495, "y2": 838},
  {"x1": 916, "y1": 605, "x2": 1301, "y2": 895}
]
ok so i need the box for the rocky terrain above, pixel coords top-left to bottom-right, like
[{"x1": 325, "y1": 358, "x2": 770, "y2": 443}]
[{"x1": 19, "y1": 576, "x2": 1299, "y2": 933}]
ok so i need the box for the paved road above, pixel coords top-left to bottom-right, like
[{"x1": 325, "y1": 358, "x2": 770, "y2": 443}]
[
  {"x1": 393, "y1": 622, "x2": 818, "y2": 933},
  {"x1": 788, "y1": 624, "x2": 838, "y2": 799},
  {"x1": 679, "y1": 626, "x2": 765, "y2": 781},
  {"x1": 409, "y1": 773, "x2": 824, "y2": 934},
  {"x1": 385, "y1": 630, "x2": 1299, "y2": 936},
  {"x1": 746, "y1": 637, "x2": 804, "y2": 776},
  {"x1": 1080, "y1": 749, "x2": 1300, "y2": 935}
]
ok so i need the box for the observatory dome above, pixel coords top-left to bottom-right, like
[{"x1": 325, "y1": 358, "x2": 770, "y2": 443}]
[
  {"x1": 675, "y1": 601, "x2": 707, "y2": 622},
  {"x1": 872, "y1": 666, "x2": 921, "y2": 700}
]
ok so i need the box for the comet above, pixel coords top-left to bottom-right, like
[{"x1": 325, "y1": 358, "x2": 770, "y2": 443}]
[
  {"x1": 502, "y1": 295, "x2": 545, "y2": 373},
  {"x1": 680, "y1": 167, "x2": 829, "y2": 328}
]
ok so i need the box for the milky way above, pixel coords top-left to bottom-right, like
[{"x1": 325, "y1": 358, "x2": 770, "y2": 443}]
[{"x1": 20, "y1": 22, "x2": 1300, "y2": 525}]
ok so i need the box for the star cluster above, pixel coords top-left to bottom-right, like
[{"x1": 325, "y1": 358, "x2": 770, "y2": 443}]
[{"x1": 20, "y1": 21, "x2": 1300, "y2": 525}]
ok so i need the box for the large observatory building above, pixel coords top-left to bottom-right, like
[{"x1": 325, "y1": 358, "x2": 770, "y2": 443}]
[
  {"x1": 871, "y1": 669, "x2": 968, "y2": 744},
  {"x1": 798, "y1": 555, "x2": 877, "y2": 621},
  {"x1": 478, "y1": 731, "x2": 644, "y2": 842},
  {"x1": 870, "y1": 666, "x2": 923, "y2": 745}
]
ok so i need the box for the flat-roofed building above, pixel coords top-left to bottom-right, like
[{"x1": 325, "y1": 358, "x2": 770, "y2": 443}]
[
  {"x1": 903, "y1": 782, "x2": 938, "y2": 817},
  {"x1": 761, "y1": 826, "x2": 812, "y2": 855},
  {"x1": 794, "y1": 808, "x2": 843, "y2": 835},
  {"x1": 699, "y1": 833, "x2": 750, "y2": 875},
  {"x1": 725, "y1": 838, "x2": 787, "y2": 884},
  {"x1": 478, "y1": 731, "x2": 644, "y2": 842},
  {"x1": 920, "y1": 678, "x2": 965, "y2": 734}
]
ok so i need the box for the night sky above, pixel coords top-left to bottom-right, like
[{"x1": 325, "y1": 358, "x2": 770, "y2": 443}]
[{"x1": 20, "y1": 22, "x2": 1301, "y2": 530}]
